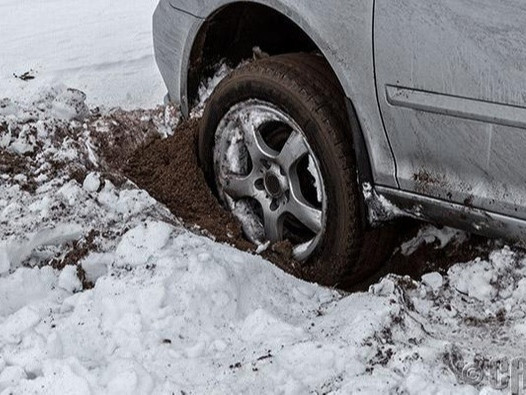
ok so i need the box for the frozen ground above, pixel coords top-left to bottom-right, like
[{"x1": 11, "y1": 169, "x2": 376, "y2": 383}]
[{"x1": 1, "y1": 2, "x2": 526, "y2": 394}]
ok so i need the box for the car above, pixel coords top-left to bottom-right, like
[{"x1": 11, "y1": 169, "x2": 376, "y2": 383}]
[{"x1": 153, "y1": 0, "x2": 526, "y2": 286}]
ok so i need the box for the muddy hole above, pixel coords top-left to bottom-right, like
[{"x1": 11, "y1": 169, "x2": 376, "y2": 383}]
[
  {"x1": 0, "y1": 93, "x2": 504, "y2": 292},
  {"x1": 347, "y1": 223, "x2": 498, "y2": 292}
]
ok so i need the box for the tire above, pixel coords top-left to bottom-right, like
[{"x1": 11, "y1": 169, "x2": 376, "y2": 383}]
[{"x1": 199, "y1": 53, "x2": 393, "y2": 287}]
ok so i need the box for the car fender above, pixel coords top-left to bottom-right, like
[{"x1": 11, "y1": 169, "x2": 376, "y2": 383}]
[{"x1": 174, "y1": 0, "x2": 397, "y2": 188}]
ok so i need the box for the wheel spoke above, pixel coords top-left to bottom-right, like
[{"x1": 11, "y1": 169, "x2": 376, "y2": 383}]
[
  {"x1": 239, "y1": 116, "x2": 277, "y2": 167},
  {"x1": 223, "y1": 173, "x2": 257, "y2": 200},
  {"x1": 288, "y1": 198, "x2": 323, "y2": 233},
  {"x1": 287, "y1": 177, "x2": 323, "y2": 233},
  {"x1": 263, "y1": 211, "x2": 283, "y2": 242},
  {"x1": 277, "y1": 130, "x2": 310, "y2": 170}
]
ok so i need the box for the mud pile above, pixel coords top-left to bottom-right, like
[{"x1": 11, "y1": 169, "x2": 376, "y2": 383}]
[{"x1": 126, "y1": 119, "x2": 251, "y2": 250}]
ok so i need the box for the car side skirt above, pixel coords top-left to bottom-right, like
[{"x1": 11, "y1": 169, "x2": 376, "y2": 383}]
[{"x1": 376, "y1": 185, "x2": 526, "y2": 244}]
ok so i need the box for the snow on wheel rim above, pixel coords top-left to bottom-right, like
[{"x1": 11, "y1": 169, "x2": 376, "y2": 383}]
[{"x1": 213, "y1": 99, "x2": 327, "y2": 261}]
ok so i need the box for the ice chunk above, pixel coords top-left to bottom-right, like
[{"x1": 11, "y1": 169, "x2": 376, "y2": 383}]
[
  {"x1": 401, "y1": 225, "x2": 468, "y2": 256},
  {"x1": 370, "y1": 277, "x2": 396, "y2": 296},
  {"x1": 421, "y1": 272, "x2": 443, "y2": 291},
  {"x1": 50, "y1": 87, "x2": 90, "y2": 121},
  {"x1": 58, "y1": 265, "x2": 82, "y2": 293},
  {"x1": 82, "y1": 172, "x2": 101, "y2": 193},
  {"x1": 0, "y1": 223, "x2": 83, "y2": 270},
  {"x1": 81, "y1": 252, "x2": 111, "y2": 284},
  {"x1": 9, "y1": 126, "x2": 36, "y2": 154},
  {"x1": 449, "y1": 259, "x2": 497, "y2": 301}
]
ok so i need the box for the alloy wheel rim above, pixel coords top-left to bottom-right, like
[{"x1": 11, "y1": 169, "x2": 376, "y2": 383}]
[{"x1": 213, "y1": 100, "x2": 327, "y2": 261}]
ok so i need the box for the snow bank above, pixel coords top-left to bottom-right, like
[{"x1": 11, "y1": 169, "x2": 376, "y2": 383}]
[{"x1": 5, "y1": 220, "x2": 526, "y2": 393}]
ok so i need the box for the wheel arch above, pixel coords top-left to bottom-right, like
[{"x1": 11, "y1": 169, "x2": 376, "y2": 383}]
[
  {"x1": 179, "y1": 0, "x2": 375, "y2": 185},
  {"x1": 180, "y1": 2, "x2": 361, "y2": 110}
]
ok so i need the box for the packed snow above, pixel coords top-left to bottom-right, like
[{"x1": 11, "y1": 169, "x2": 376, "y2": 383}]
[{"x1": 1, "y1": 2, "x2": 526, "y2": 394}]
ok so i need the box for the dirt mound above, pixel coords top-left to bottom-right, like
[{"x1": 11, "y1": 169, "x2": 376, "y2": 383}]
[{"x1": 126, "y1": 119, "x2": 252, "y2": 250}]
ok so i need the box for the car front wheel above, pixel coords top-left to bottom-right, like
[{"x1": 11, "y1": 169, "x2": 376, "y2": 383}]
[{"x1": 199, "y1": 53, "x2": 392, "y2": 287}]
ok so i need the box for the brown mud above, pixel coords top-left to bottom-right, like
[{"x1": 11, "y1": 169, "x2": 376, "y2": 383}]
[{"x1": 125, "y1": 118, "x2": 252, "y2": 250}]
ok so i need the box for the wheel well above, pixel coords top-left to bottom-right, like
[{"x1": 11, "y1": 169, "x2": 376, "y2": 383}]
[
  {"x1": 188, "y1": 2, "x2": 321, "y2": 105},
  {"x1": 188, "y1": 2, "x2": 375, "y2": 190}
]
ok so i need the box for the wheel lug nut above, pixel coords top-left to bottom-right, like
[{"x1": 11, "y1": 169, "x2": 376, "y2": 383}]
[{"x1": 255, "y1": 178, "x2": 265, "y2": 190}]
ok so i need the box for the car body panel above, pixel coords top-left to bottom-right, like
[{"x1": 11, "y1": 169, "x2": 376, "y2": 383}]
[
  {"x1": 153, "y1": 0, "x2": 526, "y2": 241},
  {"x1": 153, "y1": 0, "x2": 201, "y2": 112},
  {"x1": 167, "y1": 0, "x2": 204, "y2": 16},
  {"x1": 376, "y1": 186, "x2": 526, "y2": 243},
  {"x1": 374, "y1": 0, "x2": 526, "y2": 220},
  {"x1": 154, "y1": 0, "x2": 398, "y2": 188}
]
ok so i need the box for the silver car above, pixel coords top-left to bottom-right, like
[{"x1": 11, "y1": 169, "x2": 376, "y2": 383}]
[{"x1": 153, "y1": 0, "x2": 526, "y2": 286}]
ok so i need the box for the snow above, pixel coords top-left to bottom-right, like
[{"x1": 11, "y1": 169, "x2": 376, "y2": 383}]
[
  {"x1": 401, "y1": 224, "x2": 469, "y2": 256},
  {"x1": 0, "y1": 0, "x2": 165, "y2": 110},
  {"x1": 307, "y1": 155, "x2": 324, "y2": 203},
  {"x1": 1, "y1": 2, "x2": 526, "y2": 394},
  {"x1": 82, "y1": 172, "x2": 101, "y2": 193},
  {"x1": 115, "y1": 222, "x2": 173, "y2": 268},
  {"x1": 58, "y1": 265, "x2": 82, "y2": 293},
  {"x1": 191, "y1": 63, "x2": 233, "y2": 118},
  {"x1": 362, "y1": 182, "x2": 406, "y2": 223}
]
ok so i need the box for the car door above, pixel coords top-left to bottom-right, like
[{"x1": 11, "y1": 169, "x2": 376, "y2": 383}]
[{"x1": 374, "y1": 0, "x2": 526, "y2": 220}]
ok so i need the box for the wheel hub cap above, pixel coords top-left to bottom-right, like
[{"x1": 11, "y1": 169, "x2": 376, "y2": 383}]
[{"x1": 264, "y1": 171, "x2": 282, "y2": 198}]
